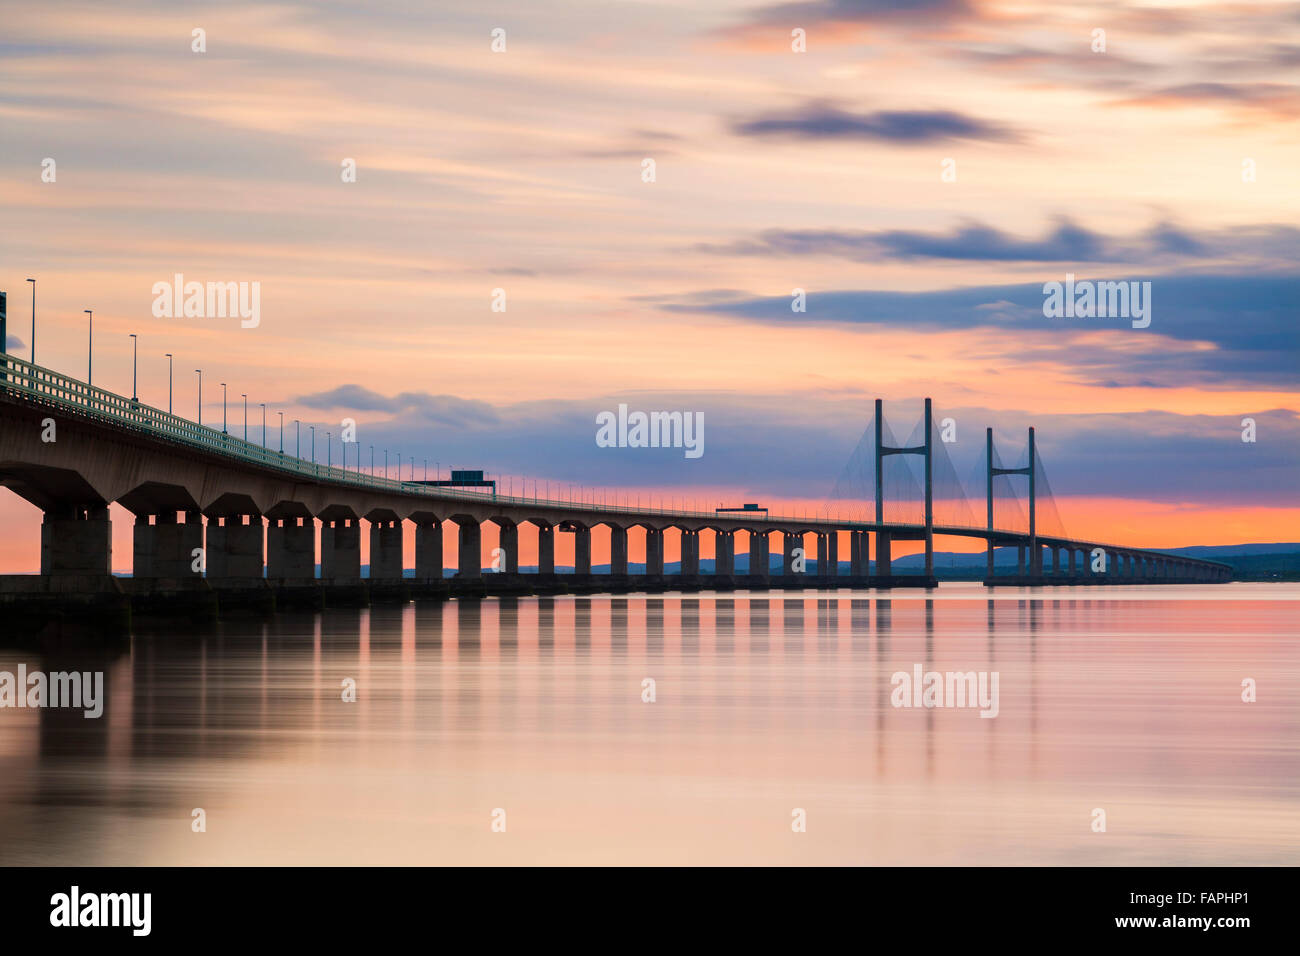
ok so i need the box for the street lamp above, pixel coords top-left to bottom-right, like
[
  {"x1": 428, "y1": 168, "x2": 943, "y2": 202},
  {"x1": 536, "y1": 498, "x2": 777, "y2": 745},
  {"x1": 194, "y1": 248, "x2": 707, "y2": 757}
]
[
  {"x1": 326, "y1": 432, "x2": 331, "y2": 468},
  {"x1": 195, "y1": 369, "x2": 202, "y2": 426},
  {"x1": 310, "y1": 425, "x2": 315, "y2": 463},
  {"x1": 24, "y1": 279, "x2": 34, "y2": 365},
  {"x1": 84, "y1": 310, "x2": 93, "y2": 384},
  {"x1": 129, "y1": 333, "x2": 138, "y2": 402},
  {"x1": 294, "y1": 419, "x2": 300, "y2": 458},
  {"x1": 259, "y1": 403, "x2": 266, "y2": 446},
  {"x1": 220, "y1": 383, "x2": 227, "y2": 433},
  {"x1": 278, "y1": 411, "x2": 284, "y2": 453},
  {"x1": 165, "y1": 354, "x2": 172, "y2": 413},
  {"x1": 241, "y1": 394, "x2": 247, "y2": 440}
]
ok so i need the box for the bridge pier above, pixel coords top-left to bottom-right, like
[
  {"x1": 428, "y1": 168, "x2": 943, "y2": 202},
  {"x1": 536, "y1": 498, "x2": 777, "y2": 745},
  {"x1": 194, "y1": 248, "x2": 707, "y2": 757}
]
[
  {"x1": 782, "y1": 532, "x2": 800, "y2": 577},
  {"x1": 457, "y1": 518, "x2": 481, "y2": 578},
  {"x1": 413, "y1": 519, "x2": 443, "y2": 582},
  {"x1": 715, "y1": 529, "x2": 734, "y2": 576},
  {"x1": 748, "y1": 530, "x2": 770, "y2": 580},
  {"x1": 818, "y1": 530, "x2": 838, "y2": 583},
  {"x1": 680, "y1": 528, "x2": 699, "y2": 576},
  {"x1": 1069, "y1": 548, "x2": 1077, "y2": 575},
  {"x1": 206, "y1": 514, "x2": 264, "y2": 580},
  {"x1": 573, "y1": 524, "x2": 591, "y2": 576},
  {"x1": 321, "y1": 516, "x2": 362, "y2": 583},
  {"x1": 1017, "y1": 544, "x2": 1026, "y2": 576},
  {"x1": 41, "y1": 504, "x2": 112, "y2": 575},
  {"x1": 369, "y1": 518, "x2": 403, "y2": 582},
  {"x1": 497, "y1": 520, "x2": 519, "y2": 574},
  {"x1": 645, "y1": 527, "x2": 664, "y2": 578},
  {"x1": 267, "y1": 516, "x2": 314, "y2": 581},
  {"x1": 849, "y1": 530, "x2": 866, "y2": 579},
  {"x1": 876, "y1": 532, "x2": 891, "y2": 578},
  {"x1": 134, "y1": 510, "x2": 203, "y2": 578},
  {"x1": 537, "y1": 522, "x2": 555, "y2": 576},
  {"x1": 609, "y1": 524, "x2": 628, "y2": 576}
]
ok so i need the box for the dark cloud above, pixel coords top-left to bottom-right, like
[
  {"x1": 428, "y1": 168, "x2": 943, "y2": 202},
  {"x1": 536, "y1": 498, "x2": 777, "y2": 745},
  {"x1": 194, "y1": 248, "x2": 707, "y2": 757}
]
[
  {"x1": 658, "y1": 273, "x2": 1300, "y2": 389},
  {"x1": 696, "y1": 219, "x2": 1297, "y2": 265},
  {"x1": 731, "y1": 103, "x2": 1018, "y2": 144}
]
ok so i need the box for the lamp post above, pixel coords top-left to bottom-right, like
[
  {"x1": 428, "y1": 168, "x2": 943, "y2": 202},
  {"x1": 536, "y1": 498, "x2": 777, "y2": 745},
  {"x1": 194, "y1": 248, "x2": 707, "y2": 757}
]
[
  {"x1": 259, "y1": 403, "x2": 266, "y2": 446},
  {"x1": 241, "y1": 394, "x2": 247, "y2": 440},
  {"x1": 165, "y1": 354, "x2": 172, "y2": 413},
  {"x1": 129, "y1": 333, "x2": 138, "y2": 402},
  {"x1": 326, "y1": 432, "x2": 331, "y2": 468},
  {"x1": 310, "y1": 425, "x2": 315, "y2": 463},
  {"x1": 25, "y1": 278, "x2": 34, "y2": 365},
  {"x1": 278, "y1": 411, "x2": 284, "y2": 453},
  {"x1": 220, "y1": 382, "x2": 227, "y2": 433},
  {"x1": 84, "y1": 310, "x2": 93, "y2": 384},
  {"x1": 195, "y1": 369, "x2": 202, "y2": 426},
  {"x1": 294, "y1": 419, "x2": 300, "y2": 458}
]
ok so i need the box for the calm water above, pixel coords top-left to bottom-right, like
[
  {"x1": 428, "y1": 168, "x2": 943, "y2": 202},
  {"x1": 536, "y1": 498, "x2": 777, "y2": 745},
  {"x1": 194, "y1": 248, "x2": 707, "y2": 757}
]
[{"x1": 1, "y1": 583, "x2": 1296, "y2": 866}]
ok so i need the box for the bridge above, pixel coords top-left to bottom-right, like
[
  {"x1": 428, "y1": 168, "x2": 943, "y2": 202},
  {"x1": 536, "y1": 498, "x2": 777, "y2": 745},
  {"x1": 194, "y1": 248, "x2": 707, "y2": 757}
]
[{"x1": 0, "y1": 333, "x2": 1230, "y2": 626}]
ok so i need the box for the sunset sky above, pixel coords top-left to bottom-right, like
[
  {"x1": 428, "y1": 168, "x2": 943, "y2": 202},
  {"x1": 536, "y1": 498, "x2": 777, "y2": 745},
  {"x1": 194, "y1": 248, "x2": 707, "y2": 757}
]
[{"x1": 1, "y1": 0, "x2": 1297, "y2": 570}]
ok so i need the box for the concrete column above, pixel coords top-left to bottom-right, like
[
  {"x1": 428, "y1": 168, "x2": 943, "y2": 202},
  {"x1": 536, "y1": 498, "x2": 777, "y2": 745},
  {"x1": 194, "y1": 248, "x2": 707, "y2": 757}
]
[
  {"x1": 458, "y1": 520, "x2": 481, "y2": 578},
  {"x1": 610, "y1": 525, "x2": 628, "y2": 576},
  {"x1": 645, "y1": 528, "x2": 663, "y2": 577},
  {"x1": 537, "y1": 523, "x2": 555, "y2": 575},
  {"x1": 986, "y1": 539, "x2": 995, "y2": 580},
  {"x1": 41, "y1": 504, "x2": 112, "y2": 576},
  {"x1": 749, "y1": 531, "x2": 769, "y2": 579},
  {"x1": 267, "y1": 516, "x2": 314, "y2": 581},
  {"x1": 574, "y1": 525, "x2": 591, "y2": 576},
  {"x1": 498, "y1": 522, "x2": 519, "y2": 573},
  {"x1": 680, "y1": 529, "x2": 698, "y2": 576},
  {"x1": 414, "y1": 521, "x2": 442, "y2": 581},
  {"x1": 715, "y1": 530, "x2": 734, "y2": 575},
  {"x1": 1017, "y1": 544, "x2": 1026, "y2": 576},
  {"x1": 876, "y1": 532, "x2": 892, "y2": 578},
  {"x1": 849, "y1": 531, "x2": 866, "y2": 578},
  {"x1": 206, "y1": 514, "x2": 264, "y2": 580},
  {"x1": 1069, "y1": 548, "x2": 1077, "y2": 575},
  {"x1": 321, "y1": 517, "x2": 361, "y2": 582},
  {"x1": 134, "y1": 510, "x2": 204, "y2": 578},
  {"x1": 369, "y1": 519, "x2": 403, "y2": 581},
  {"x1": 816, "y1": 530, "x2": 837, "y2": 582},
  {"x1": 783, "y1": 532, "x2": 800, "y2": 576}
]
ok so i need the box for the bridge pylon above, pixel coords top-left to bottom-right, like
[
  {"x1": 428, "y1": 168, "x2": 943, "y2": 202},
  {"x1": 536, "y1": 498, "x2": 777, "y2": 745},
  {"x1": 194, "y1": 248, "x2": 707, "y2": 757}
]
[
  {"x1": 987, "y1": 426, "x2": 1037, "y2": 577},
  {"x1": 875, "y1": 397, "x2": 933, "y2": 578}
]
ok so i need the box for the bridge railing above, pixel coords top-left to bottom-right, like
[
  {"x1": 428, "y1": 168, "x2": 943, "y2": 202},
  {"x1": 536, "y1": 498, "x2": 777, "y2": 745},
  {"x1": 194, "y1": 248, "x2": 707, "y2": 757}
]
[{"x1": 0, "y1": 353, "x2": 807, "y2": 521}]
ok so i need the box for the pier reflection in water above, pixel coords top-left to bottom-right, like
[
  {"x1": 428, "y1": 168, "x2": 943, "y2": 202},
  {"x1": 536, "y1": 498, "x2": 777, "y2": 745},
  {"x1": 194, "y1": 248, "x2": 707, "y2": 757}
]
[{"x1": 0, "y1": 583, "x2": 1296, "y2": 865}]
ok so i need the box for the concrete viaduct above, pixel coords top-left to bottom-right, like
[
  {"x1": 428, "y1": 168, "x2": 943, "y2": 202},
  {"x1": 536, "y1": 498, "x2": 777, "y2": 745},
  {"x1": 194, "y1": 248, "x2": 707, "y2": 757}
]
[{"x1": 0, "y1": 347, "x2": 1232, "y2": 625}]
